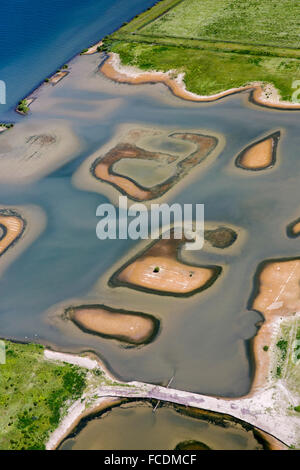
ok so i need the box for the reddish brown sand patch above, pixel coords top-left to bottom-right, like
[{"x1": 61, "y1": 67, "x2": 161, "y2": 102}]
[
  {"x1": 68, "y1": 305, "x2": 159, "y2": 345},
  {"x1": 236, "y1": 132, "x2": 280, "y2": 170},
  {"x1": 251, "y1": 258, "x2": 300, "y2": 391},
  {"x1": 91, "y1": 133, "x2": 217, "y2": 201},
  {"x1": 0, "y1": 211, "x2": 25, "y2": 257},
  {"x1": 110, "y1": 233, "x2": 221, "y2": 296}
]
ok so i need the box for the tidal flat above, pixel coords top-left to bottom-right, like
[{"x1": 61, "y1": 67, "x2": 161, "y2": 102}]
[{"x1": 0, "y1": 50, "x2": 299, "y2": 400}]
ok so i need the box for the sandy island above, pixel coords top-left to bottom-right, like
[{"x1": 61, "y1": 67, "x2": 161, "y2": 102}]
[
  {"x1": 287, "y1": 218, "x2": 300, "y2": 238},
  {"x1": 92, "y1": 132, "x2": 217, "y2": 201},
  {"x1": 66, "y1": 304, "x2": 159, "y2": 346},
  {"x1": 236, "y1": 131, "x2": 280, "y2": 171},
  {"x1": 101, "y1": 53, "x2": 300, "y2": 110},
  {"x1": 0, "y1": 209, "x2": 25, "y2": 258},
  {"x1": 110, "y1": 231, "x2": 221, "y2": 296}
]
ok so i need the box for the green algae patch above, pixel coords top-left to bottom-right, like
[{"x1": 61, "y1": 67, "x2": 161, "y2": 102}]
[{"x1": 0, "y1": 341, "x2": 87, "y2": 450}]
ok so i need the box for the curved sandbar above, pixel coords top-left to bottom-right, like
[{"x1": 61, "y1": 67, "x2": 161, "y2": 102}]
[
  {"x1": 67, "y1": 305, "x2": 159, "y2": 346},
  {"x1": 235, "y1": 131, "x2": 280, "y2": 171},
  {"x1": 101, "y1": 53, "x2": 300, "y2": 110},
  {"x1": 110, "y1": 232, "x2": 222, "y2": 296},
  {"x1": 91, "y1": 132, "x2": 217, "y2": 201},
  {"x1": 286, "y1": 217, "x2": 300, "y2": 238},
  {"x1": 0, "y1": 209, "x2": 25, "y2": 257},
  {"x1": 250, "y1": 257, "x2": 300, "y2": 391}
]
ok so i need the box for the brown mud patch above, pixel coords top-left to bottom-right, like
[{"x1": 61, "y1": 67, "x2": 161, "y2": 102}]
[{"x1": 204, "y1": 226, "x2": 237, "y2": 249}]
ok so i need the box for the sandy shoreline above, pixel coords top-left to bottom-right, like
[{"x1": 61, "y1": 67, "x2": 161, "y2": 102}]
[
  {"x1": 249, "y1": 258, "x2": 300, "y2": 394},
  {"x1": 43, "y1": 349, "x2": 289, "y2": 450},
  {"x1": 44, "y1": 256, "x2": 300, "y2": 450},
  {"x1": 101, "y1": 53, "x2": 300, "y2": 110}
]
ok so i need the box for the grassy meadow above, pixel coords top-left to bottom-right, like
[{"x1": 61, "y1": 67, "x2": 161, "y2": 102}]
[{"x1": 102, "y1": 0, "x2": 300, "y2": 101}]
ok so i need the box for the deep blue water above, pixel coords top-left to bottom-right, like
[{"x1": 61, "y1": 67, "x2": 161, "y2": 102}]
[{"x1": 0, "y1": 0, "x2": 156, "y2": 119}]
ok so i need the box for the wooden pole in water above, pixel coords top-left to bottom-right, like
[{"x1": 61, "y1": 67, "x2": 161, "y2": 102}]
[{"x1": 153, "y1": 375, "x2": 174, "y2": 413}]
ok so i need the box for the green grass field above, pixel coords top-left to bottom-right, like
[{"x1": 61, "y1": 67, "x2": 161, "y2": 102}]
[
  {"x1": 103, "y1": 0, "x2": 300, "y2": 101},
  {"x1": 0, "y1": 341, "x2": 87, "y2": 450},
  {"x1": 141, "y1": 0, "x2": 300, "y2": 48}
]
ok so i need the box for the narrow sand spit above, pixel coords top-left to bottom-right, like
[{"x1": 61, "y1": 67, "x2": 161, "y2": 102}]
[
  {"x1": 67, "y1": 305, "x2": 159, "y2": 345},
  {"x1": 101, "y1": 53, "x2": 300, "y2": 110},
  {"x1": 236, "y1": 131, "x2": 280, "y2": 170},
  {"x1": 111, "y1": 233, "x2": 221, "y2": 296}
]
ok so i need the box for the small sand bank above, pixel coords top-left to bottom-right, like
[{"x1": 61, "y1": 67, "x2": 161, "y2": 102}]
[
  {"x1": 0, "y1": 124, "x2": 13, "y2": 133},
  {"x1": 236, "y1": 131, "x2": 280, "y2": 170},
  {"x1": 101, "y1": 53, "x2": 300, "y2": 110},
  {"x1": 16, "y1": 98, "x2": 34, "y2": 115},
  {"x1": 47, "y1": 70, "x2": 69, "y2": 85},
  {"x1": 66, "y1": 305, "x2": 159, "y2": 346},
  {"x1": 92, "y1": 132, "x2": 217, "y2": 201},
  {"x1": 111, "y1": 232, "x2": 221, "y2": 296},
  {"x1": 0, "y1": 204, "x2": 45, "y2": 277},
  {"x1": 81, "y1": 41, "x2": 103, "y2": 55},
  {"x1": 0, "y1": 210, "x2": 25, "y2": 257},
  {"x1": 287, "y1": 218, "x2": 300, "y2": 238}
]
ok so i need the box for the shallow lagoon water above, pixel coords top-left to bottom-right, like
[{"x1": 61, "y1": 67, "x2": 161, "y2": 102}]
[
  {"x1": 59, "y1": 402, "x2": 263, "y2": 450},
  {"x1": 0, "y1": 53, "x2": 299, "y2": 397}
]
